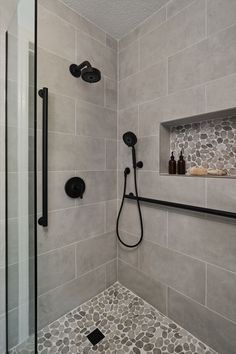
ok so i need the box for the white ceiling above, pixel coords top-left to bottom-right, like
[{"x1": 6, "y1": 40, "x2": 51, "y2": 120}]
[{"x1": 61, "y1": 0, "x2": 168, "y2": 39}]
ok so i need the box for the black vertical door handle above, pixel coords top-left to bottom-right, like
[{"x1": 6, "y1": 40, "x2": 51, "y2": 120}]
[{"x1": 38, "y1": 87, "x2": 48, "y2": 227}]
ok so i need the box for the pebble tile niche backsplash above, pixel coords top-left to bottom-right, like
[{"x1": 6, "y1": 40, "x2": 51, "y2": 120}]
[{"x1": 170, "y1": 116, "x2": 236, "y2": 173}]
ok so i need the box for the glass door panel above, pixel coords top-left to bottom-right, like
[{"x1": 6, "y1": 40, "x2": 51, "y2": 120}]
[{"x1": 6, "y1": 0, "x2": 37, "y2": 352}]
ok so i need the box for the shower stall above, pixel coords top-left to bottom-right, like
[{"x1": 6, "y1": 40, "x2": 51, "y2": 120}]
[{"x1": 3, "y1": 0, "x2": 236, "y2": 353}]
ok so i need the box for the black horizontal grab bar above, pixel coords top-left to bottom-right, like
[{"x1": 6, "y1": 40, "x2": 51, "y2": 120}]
[{"x1": 125, "y1": 194, "x2": 236, "y2": 219}]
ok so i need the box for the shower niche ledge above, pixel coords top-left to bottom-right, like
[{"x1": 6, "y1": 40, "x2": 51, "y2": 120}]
[{"x1": 160, "y1": 107, "x2": 236, "y2": 179}]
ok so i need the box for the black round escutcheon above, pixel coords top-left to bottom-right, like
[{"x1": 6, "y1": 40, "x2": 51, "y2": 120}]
[{"x1": 65, "y1": 177, "x2": 86, "y2": 199}]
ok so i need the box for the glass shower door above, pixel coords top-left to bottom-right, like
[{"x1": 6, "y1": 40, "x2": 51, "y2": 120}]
[{"x1": 6, "y1": 0, "x2": 37, "y2": 352}]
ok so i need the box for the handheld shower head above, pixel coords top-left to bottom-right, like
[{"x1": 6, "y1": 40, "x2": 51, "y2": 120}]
[
  {"x1": 69, "y1": 61, "x2": 101, "y2": 83},
  {"x1": 123, "y1": 131, "x2": 138, "y2": 169},
  {"x1": 123, "y1": 131, "x2": 137, "y2": 147}
]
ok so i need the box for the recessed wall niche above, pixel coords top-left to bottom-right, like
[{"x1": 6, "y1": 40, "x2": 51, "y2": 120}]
[{"x1": 160, "y1": 108, "x2": 236, "y2": 178}]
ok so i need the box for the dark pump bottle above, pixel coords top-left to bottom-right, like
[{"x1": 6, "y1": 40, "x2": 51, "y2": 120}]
[
  {"x1": 168, "y1": 152, "x2": 176, "y2": 174},
  {"x1": 177, "y1": 150, "x2": 186, "y2": 175}
]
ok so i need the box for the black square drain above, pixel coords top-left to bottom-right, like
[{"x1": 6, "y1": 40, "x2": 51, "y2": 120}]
[{"x1": 87, "y1": 328, "x2": 105, "y2": 346}]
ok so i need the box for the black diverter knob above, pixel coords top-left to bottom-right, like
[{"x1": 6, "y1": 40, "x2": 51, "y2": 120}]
[{"x1": 65, "y1": 177, "x2": 86, "y2": 199}]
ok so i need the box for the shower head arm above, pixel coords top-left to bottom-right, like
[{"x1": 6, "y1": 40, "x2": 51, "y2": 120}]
[{"x1": 77, "y1": 61, "x2": 92, "y2": 71}]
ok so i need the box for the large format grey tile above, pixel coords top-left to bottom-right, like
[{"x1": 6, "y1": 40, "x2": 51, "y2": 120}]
[
  {"x1": 119, "y1": 60, "x2": 167, "y2": 109},
  {"x1": 140, "y1": 240, "x2": 205, "y2": 303},
  {"x1": 207, "y1": 264, "x2": 236, "y2": 323},
  {"x1": 206, "y1": 74, "x2": 236, "y2": 112},
  {"x1": 47, "y1": 133, "x2": 76, "y2": 171},
  {"x1": 5, "y1": 80, "x2": 17, "y2": 128},
  {"x1": 139, "y1": 86, "x2": 206, "y2": 136},
  {"x1": 76, "y1": 232, "x2": 116, "y2": 276},
  {"x1": 7, "y1": 173, "x2": 18, "y2": 219},
  {"x1": 118, "y1": 231, "x2": 139, "y2": 268},
  {"x1": 118, "y1": 106, "x2": 138, "y2": 138},
  {"x1": 7, "y1": 127, "x2": 17, "y2": 173},
  {"x1": 118, "y1": 6, "x2": 167, "y2": 51},
  {"x1": 168, "y1": 288, "x2": 236, "y2": 354},
  {"x1": 106, "y1": 139, "x2": 117, "y2": 170},
  {"x1": 138, "y1": 172, "x2": 206, "y2": 207},
  {"x1": 105, "y1": 78, "x2": 117, "y2": 110},
  {"x1": 168, "y1": 211, "x2": 236, "y2": 272},
  {"x1": 206, "y1": 177, "x2": 236, "y2": 213},
  {"x1": 106, "y1": 34, "x2": 117, "y2": 51},
  {"x1": 76, "y1": 100, "x2": 117, "y2": 139},
  {"x1": 140, "y1": 0, "x2": 205, "y2": 69},
  {"x1": 6, "y1": 218, "x2": 18, "y2": 266},
  {"x1": 37, "y1": 204, "x2": 105, "y2": 254},
  {"x1": 6, "y1": 308, "x2": 18, "y2": 350},
  {"x1": 207, "y1": 0, "x2": 236, "y2": 36},
  {"x1": 0, "y1": 314, "x2": 5, "y2": 354},
  {"x1": 105, "y1": 259, "x2": 117, "y2": 287},
  {"x1": 38, "y1": 0, "x2": 106, "y2": 44},
  {"x1": 75, "y1": 171, "x2": 117, "y2": 205},
  {"x1": 38, "y1": 92, "x2": 76, "y2": 134},
  {"x1": 118, "y1": 260, "x2": 167, "y2": 314},
  {"x1": 38, "y1": 48, "x2": 105, "y2": 107},
  {"x1": 38, "y1": 5, "x2": 76, "y2": 61},
  {"x1": 38, "y1": 245, "x2": 76, "y2": 295},
  {"x1": 77, "y1": 30, "x2": 117, "y2": 81},
  {"x1": 119, "y1": 40, "x2": 139, "y2": 80},
  {"x1": 38, "y1": 266, "x2": 106, "y2": 329},
  {"x1": 7, "y1": 263, "x2": 18, "y2": 312},
  {"x1": 38, "y1": 171, "x2": 75, "y2": 212},
  {"x1": 138, "y1": 136, "x2": 159, "y2": 171},
  {"x1": 46, "y1": 133, "x2": 106, "y2": 171},
  {"x1": 118, "y1": 140, "x2": 133, "y2": 171},
  {"x1": 167, "y1": 0, "x2": 195, "y2": 19},
  {"x1": 168, "y1": 24, "x2": 236, "y2": 93},
  {"x1": 105, "y1": 200, "x2": 117, "y2": 233},
  {"x1": 76, "y1": 136, "x2": 106, "y2": 171}
]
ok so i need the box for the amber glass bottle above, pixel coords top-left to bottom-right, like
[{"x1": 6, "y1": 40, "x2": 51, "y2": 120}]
[
  {"x1": 177, "y1": 150, "x2": 186, "y2": 174},
  {"x1": 168, "y1": 152, "x2": 176, "y2": 174}
]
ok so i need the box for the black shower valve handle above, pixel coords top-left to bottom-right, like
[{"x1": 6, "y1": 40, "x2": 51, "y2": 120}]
[
  {"x1": 136, "y1": 161, "x2": 143, "y2": 169},
  {"x1": 124, "y1": 167, "x2": 131, "y2": 176}
]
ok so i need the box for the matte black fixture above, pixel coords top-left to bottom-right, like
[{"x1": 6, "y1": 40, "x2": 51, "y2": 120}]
[
  {"x1": 38, "y1": 87, "x2": 48, "y2": 227},
  {"x1": 116, "y1": 131, "x2": 144, "y2": 248},
  {"x1": 69, "y1": 61, "x2": 101, "y2": 83},
  {"x1": 65, "y1": 177, "x2": 86, "y2": 199},
  {"x1": 122, "y1": 131, "x2": 143, "y2": 169},
  {"x1": 87, "y1": 328, "x2": 105, "y2": 346},
  {"x1": 123, "y1": 131, "x2": 137, "y2": 147},
  {"x1": 125, "y1": 193, "x2": 236, "y2": 220}
]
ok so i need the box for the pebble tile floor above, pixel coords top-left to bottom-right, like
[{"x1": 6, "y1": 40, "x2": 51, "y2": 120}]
[{"x1": 11, "y1": 282, "x2": 217, "y2": 353}]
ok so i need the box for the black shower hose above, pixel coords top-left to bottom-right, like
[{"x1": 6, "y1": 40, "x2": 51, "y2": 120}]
[{"x1": 116, "y1": 167, "x2": 143, "y2": 248}]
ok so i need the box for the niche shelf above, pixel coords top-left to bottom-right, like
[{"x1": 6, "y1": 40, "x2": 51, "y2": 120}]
[{"x1": 159, "y1": 107, "x2": 236, "y2": 178}]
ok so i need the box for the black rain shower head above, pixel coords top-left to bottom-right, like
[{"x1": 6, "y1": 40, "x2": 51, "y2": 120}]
[
  {"x1": 69, "y1": 61, "x2": 101, "y2": 83},
  {"x1": 123, "y1": 131, "x2": 137, "y2": 147}
]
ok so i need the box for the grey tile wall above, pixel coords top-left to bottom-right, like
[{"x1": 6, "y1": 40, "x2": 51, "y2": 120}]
[
  {"x1": 37, "y1": 0, "x2": 118, "y2": 330},
  {"x1": 168, "y1": 288, "x2": 236, "y2": 354},
  {"x1": 117, "y1": 1, "x2": 236, "y2": 353}
]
